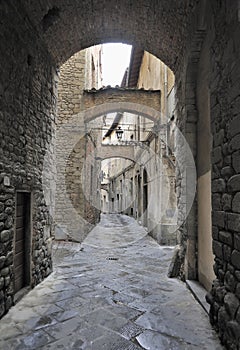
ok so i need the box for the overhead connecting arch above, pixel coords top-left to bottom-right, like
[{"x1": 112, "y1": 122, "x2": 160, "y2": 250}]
[
  {"x1": 83, "y1": 88, "x2": 161, "y2": 117},
  {"x1": 83, "y1": 101, "x2": 161, "y2": 124},
  {"x1": 97, "y1": 145, "x2": 135, "y2": 162}
]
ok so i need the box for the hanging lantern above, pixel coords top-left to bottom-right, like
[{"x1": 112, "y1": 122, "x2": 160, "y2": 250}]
[{"x1": 116, "y1": 126, "x2": 124, "y2": 140}]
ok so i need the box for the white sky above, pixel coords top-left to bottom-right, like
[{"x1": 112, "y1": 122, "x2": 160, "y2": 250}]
[{"x1": 102, "y1": 43, "x2": 132, "y2": 87}]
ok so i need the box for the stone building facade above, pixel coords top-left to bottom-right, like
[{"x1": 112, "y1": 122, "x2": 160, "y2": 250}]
[
  {"x1": 0, "y1": 1, "x2": 240, "y2": 348},
  {"x1": 56, "y1": 46, "x2": 102, "y2": 242},
  {"x1": 99, "y1": 50, "x2": 177, "y2": 245}
]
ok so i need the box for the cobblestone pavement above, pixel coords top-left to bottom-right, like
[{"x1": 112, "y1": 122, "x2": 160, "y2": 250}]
[{"x1": 0, "y1": 214, "x2": 223, "y2": 349}]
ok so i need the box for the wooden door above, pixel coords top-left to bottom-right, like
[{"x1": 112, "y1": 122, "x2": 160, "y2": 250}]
[{"x1": 14, "y1": 192, "x2": 31, "y2": 293}]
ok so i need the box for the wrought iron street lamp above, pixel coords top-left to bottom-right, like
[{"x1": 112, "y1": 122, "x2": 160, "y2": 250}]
[{"x1": 116, "y1": 126, "x2": 123, "y2": 140}]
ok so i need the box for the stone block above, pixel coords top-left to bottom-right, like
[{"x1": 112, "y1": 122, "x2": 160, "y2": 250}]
[
  {"x1": 0, "y1": 203, "x2": 4, "y2": 212},
  {"x1": 222, "y1": 194, "x2": 232, "y2": 211},
  {"x1": 225, "y1": 271, "x2": 237, "y2": 292},
  {"x1": 222, "y1": 143, "x2": 229, "y2": 156},
  {"x1": 214, "y1": 129, "x2": 225, "y2": 147},
  {"x1": 234, "y1": 233, "x2": 240, "y2": 251},
  {"x1": 236, "y1": 283, "x2": 240, "y2": 300},
  {"x1": 212, "y1": 194, "x2": 222, "y2": 210},
  {"x1": 5, "y1": 199, "x2": 13, "y2": 206},
  {"x1": 213, "y1": 240, "x2": 223, "y2": 259},
  {"x1": 212, "y1": 211, "x2": 225, "y2": 228},
  {"x1": 224, "y1": 155, "x2": 232, "y2": 166},
  {"x1": 0, "y1": 267, "x2": 9, "y2": 277},
  {"x1": 236, "y1": 306, "x2": 240, "y2": 323},
  {"x1": 5, "y1": 207, "x2": 13, "y2": 215},
  {"x1": 227, "y1": 213, "x2": 240, "y2": 232},
  {"x1": 4, "y1": 216, "x2": 13, "y2": 229},
  {"x1": 235, "y1": 271, "x2": 240, "y2": 282},
  {"x1": 227, "y1": 321, "x2": 240, "y2": 341},
  {"x1": 0, "y1": 213, "x2": 7, "y2": 221},
  {"x1": 218, "y1": 306, "x2": 230, "y2": 330},
  {"x1": 212, "y1": 226, "x2": 219, "y2": 240},
  {"x1": 224, "y1": 293, "x2": 239, "y2": 318},
  {"x1": 0, "y1": 257, "x2": 5, "y2": 269},
  {"x1": 229, "y1": 134, "x2": 240, "y2": 153},
  {"x1": 212, "y1": 146, "x2": 223, "y2": 164},
  {"x1": 223, "y1": 245, "x2": 232, "y2": 262},
  {"x1": 228, "y1": 264, "x2": 235, "y2": 275},
  {"x1": 0, "y1": 230, "x2": 10, "y2": 243},
  {"x1": 232, "y1": 250, "x2": 240, "y2": 269},
  {"x1": 228, "y1": 175, "x2": 240, "y2": 192},
  {"x1": 5, "y1": 252, "x2": 13, "y2": 266},
  {"x1": 232, "y1": 192, "x2": 240, "y2": 213},
  {"x1": 228, "y1": 117, "x2": 240, "y2": 138},
  {"x1": 215, "y1": 285, "x2": 227, "y2": 303},
  {"x1": 212, "y1": 165, "x2": 221, "y2": 179},
  {"x1": 212, "y1": 178, "x2": 226, "y2": 193},
  {"x1": 221, "y1": 166, "x2": 234, "y2": 179},
  {"x1": 232, "y1": 150, "x2": 240, "y2": 173},
  {"x1": 219, "y1": 231, "x2": 233, "y2": 246},
  {"x1": 4, "y1": 276, "x2": 10, "y2": 287}
]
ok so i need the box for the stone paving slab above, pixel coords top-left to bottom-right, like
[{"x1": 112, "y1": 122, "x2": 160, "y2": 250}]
[{"x1": 0, "y1": 214, "x2": 224, "y2": 349}]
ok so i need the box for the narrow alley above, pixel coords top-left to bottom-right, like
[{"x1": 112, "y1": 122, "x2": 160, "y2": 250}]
[{"x1": 0, "y1": 214, "x2": 223, "y2": 350}]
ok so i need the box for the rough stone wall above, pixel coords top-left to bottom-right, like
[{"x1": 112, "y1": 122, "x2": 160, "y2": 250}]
[
  {"x1": 2, "y1": 1, "x2": 240, "y2": 347},
  {"x1": 0, "y1": 2, "x2": 56, "y2": 317},
  {"x1": 171, "y1": 2, "x2": 206, "y2": 282},
  {"x1": 56, "y1": 48, "x2": 101, "y2": 241},
  {"x1": 206, "y1": 2, "x2": 240, "y2": 348},
  {"x1": 55, "y1": 51, "x2": 86, "y2": 240},
  {"x1": 57, "y1": 51, "x2": 86, "y2": 123},
  {"x1": 22, "y1": 0, "x2": 198, "y2": 71},
  {"x1": 172, "y1": 1, "x2": 240, "y2": 348}
]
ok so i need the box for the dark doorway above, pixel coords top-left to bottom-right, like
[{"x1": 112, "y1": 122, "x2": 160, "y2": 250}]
[
  {"x1": 143, "y1": 169, "x2": 148, "y2": 226},
  {"x1": 14, "y1": 192, "x2": 31, "y2": 294}
]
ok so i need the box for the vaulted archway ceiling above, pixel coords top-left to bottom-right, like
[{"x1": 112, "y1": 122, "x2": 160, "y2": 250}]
[{"x1": 22, "y1": 0, "x2": 198, "y2": 69}]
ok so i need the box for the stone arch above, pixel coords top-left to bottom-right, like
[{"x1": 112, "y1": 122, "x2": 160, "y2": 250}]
[
  {"x1": 97, "y1": 145, "x2": 135, "y2": 162},
  {"x1": 83, "y1": 89, "x2": 161, "y2": 115},
  {"x1": 23, "y1": 1, "x2": 198, "y2": 70},
  {"x1": 83, "y1": 102, "x2": 161, "y2": 124}
]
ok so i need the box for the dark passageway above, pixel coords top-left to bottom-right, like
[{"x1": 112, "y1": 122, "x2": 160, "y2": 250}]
[{"x1": 1, "y1": 2, "x2": 240, "y2": 349}]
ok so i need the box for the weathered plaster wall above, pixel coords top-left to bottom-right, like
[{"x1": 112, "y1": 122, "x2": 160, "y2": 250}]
[
  {"x1": 196, "y1": 28, "x2": 215, "y2": 292},
  {"x1": 135, "y1": 54, "x2": 177, "y2": 244},
  {"x1": 137, "y1": 52, "x2": 175, "y2": 120}
]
